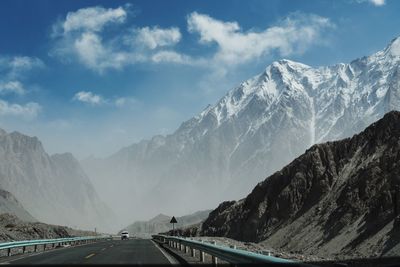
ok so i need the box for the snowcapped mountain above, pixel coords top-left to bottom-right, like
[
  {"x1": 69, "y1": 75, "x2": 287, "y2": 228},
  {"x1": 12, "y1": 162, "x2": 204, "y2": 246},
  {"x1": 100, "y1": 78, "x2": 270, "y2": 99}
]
[
  {"x1": 0, "y1": 129, "x2": 114, "y2": 232},
  {"x1": 83, "y1": 37, "x2": 400, "y2": 223}
]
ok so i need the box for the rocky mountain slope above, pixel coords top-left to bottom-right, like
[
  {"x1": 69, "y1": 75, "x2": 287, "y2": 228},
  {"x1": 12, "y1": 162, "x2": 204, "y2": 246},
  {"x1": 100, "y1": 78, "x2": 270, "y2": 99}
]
[
  {"x1": 122, "y1": 210, "x2": 210, "y2": 238},
  {"x1": 0, "y1": 213, "x2": 97, "y2": 242},
  {"x1": 0, "y1": 129, "x2": 114, "y2": 232},
  {"x1": 0, "y1": 189, "x2": 35, "y2": 222},
  {"x1": 83, "y1": 37, "x2": 400, "y2": 222},
  {"x1": 200, "y1": 111, "x2": 400, "y2": 259}
]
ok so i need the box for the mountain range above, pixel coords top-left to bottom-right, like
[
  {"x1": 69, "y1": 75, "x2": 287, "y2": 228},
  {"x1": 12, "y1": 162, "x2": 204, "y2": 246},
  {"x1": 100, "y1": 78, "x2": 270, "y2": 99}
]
[
  {"x1": 83, "y1": 37, "x2": 400, "y2": 223},
  {"x1": 122, "y1": 210, "x2": 210, "y2": 238},
  {"x1": 0, "y1": 129, "x2": 114, "y2": 232}
]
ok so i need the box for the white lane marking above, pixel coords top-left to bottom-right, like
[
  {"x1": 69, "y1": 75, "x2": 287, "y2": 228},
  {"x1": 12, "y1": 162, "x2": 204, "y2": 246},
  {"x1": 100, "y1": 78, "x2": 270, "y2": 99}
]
[
  {"x1": 151, "y1": 240, "x2": 178, "y2": 264},
  {"x1": 85, "y1": 253, "x2": 96, "y2": 259},
  {"x1": 101, "y1": 248, "x2": 106, "y2": 251},
  {"x1": 4, "y1": 239, "x2": 112, "y2": 264},
  {"x1": 110, "y1": 245, "x2": 114, "y2": 248}
]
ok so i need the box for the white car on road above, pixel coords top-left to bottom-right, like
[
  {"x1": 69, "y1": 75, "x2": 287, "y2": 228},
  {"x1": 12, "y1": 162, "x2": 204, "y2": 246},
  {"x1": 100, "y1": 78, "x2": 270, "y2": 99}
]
[{"x1": 121, "y1": 231, "x2": 129, "y2": 240}]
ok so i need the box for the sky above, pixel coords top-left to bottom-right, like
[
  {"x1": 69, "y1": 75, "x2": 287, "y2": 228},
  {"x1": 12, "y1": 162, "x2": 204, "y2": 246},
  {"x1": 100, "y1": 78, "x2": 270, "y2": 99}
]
[{"x1": 0, "y1": 0, "x2": 399, "y2": 159}]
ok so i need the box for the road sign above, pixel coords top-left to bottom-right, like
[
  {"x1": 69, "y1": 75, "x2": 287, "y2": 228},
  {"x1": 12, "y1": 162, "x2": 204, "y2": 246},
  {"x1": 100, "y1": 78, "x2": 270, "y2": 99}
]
[{"x1": 170, "y1": 216, "x2": 177, "y2": 224}]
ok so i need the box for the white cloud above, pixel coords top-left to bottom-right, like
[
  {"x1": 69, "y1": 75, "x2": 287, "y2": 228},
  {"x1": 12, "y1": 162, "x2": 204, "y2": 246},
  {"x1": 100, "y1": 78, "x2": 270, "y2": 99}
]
[
  {"x1": 73, "y1": 91, "x2": 105, "y2": 105},
  {"x1": 51, "y1": 7, "x2": 334, "y2": 73},
  {"x1": 0, "y1": 56, "x2": 44, "y2": 78},
  {"x1": 370, "y1": 0, "x2": 385, "y2": 5},
  {"x1": 134, "y1": 26, "x2": 181, "y2": 49},
  {"x1": 354, "y1": 0, "x2": 386, "y2": 6},
  {"x1": 0, "y1": 100, "x2": 41, "y2": 118},
  {"x1": 151, "y1": 50, "x2": 191, "y2": 64},
  {"x1": 0, "y1": 81, "x2": 25, "y2": 95},
  {"x1": 51, "y1": 5, "x2": 186, "y2": 72},
  {"x1": 51, "y1": 5, "x2": 135, "y2": 73},
  {"x1": 0, "y1": 56, "x2": 44, "y2": 97},
  {"x1": 187, "y1": 12, "x2": 334, "y2": 65},
  {"x1": 73, "y1": 91, "x2": 137, "y2": 107},
  {"x1": 73, "y1": 32, "x2": 131, "y2": 71},
  {"x1": 114, "y1": 97, "x2": 137, "y2": 107},
  {"x1": 59, "y1": 6, "x2": 127, "y2": 34}
]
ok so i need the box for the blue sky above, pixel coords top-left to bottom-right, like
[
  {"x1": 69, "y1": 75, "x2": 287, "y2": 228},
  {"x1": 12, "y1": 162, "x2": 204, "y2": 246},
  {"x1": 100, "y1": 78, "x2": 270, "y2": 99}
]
[{"x1": 0, "y1": 0, "x2": 399, "y2": 158}]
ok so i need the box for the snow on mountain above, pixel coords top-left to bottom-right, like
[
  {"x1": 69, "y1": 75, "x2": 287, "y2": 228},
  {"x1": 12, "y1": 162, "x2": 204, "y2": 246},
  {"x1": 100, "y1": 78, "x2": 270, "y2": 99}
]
[{"x1": 83, "y1": 37, "x2": 400, "y2": 223}]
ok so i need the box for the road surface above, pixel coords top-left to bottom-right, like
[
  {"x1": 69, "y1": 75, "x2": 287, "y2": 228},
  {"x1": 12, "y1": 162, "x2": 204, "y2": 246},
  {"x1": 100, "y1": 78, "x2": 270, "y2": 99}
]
[{"x1": 6, "y1": 239, "x2": 174, "y2": 264}]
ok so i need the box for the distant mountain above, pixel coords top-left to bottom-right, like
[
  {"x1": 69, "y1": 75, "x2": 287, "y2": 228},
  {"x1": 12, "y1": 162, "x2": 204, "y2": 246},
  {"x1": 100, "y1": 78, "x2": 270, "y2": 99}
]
[
  {"x1": 200, "y1": 111, "x2": 400, "y2": 258},
  {"x1": 122, "y1": 210, "x2": 211, "y2": 238},
  {"x1": 83, "y1": 37, "x2": 400, "y2": 222},
  {"x1": 0, "y1": 129, "x2": 114, "y2": 232},
  {"x1": 0, "y1": 189, "x2": 35, "y2": 222}
]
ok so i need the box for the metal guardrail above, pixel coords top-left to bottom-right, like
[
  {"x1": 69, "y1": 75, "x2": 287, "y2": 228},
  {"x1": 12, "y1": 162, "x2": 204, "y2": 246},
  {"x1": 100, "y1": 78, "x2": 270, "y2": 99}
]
[
  {"x1": 0, "y1": 236, "x2": 111, "y2": 257},
  {"x1": 152, "y1": 235, "x2": 315, "y2": 266}
]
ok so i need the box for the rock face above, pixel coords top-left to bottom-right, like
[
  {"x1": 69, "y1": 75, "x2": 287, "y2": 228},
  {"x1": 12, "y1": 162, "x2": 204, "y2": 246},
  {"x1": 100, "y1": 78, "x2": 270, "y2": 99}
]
[
  {"x1": 83, "y1": 37, "x2": 400, "y2": 222},
  {"x1": 200, "y1": 111, "x2": 400, "y2": 258},
  {"x1": 0, "y1": 213, "x2": 97, "y2": 242},
  {"x1": 0, "y1": 189, "x2": 36, "y2": 222},
  {"x1": 0, "y1": 129, "x2": 114, "y2": 232},
  {"x1": 122, "y1": 210, "x2": 211, "y2": 238}
]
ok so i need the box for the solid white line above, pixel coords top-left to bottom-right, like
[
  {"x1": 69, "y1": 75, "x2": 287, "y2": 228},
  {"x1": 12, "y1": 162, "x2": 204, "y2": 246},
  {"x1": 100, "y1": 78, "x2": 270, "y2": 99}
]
[{"x1": 151, "y1": 240, "x2": 178, "y2": 264}]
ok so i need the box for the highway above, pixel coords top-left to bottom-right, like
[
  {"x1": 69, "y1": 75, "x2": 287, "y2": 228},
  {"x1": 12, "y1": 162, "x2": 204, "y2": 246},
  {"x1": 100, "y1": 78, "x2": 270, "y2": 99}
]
[{"x1": 4, "y1": 239, "x2": 174, "y2": 265}]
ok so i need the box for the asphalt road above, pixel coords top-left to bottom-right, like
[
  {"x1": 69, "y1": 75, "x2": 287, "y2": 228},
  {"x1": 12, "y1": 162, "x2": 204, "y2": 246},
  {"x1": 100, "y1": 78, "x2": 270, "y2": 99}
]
[{"x1": 7, "y1": 239, "x2": 173, "y2": 264}]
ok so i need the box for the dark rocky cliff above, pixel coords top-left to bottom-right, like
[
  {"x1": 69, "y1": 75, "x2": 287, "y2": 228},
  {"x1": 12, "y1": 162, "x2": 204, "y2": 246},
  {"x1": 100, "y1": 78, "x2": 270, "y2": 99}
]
[{"x1": 201, "y1": 111, "x2": 400, "y2": 258}]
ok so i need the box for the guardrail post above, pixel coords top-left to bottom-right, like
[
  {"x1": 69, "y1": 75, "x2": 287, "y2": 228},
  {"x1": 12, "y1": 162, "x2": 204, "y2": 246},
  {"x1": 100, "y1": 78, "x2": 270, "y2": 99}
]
[
  {"x1": 199, "y1": 250, "x2": 205, "y2": 262},
  {"x1": 44, "y1": 244, "x2": 46, "y2": 250},
  {"x1": 22, "y1": 246, "x2": 26, "y2": 253},
  {"x1": 212, "y1": 255, "x2": 218, "y2": 266},
  {"x1": 199, "y1": 240, "x2": 205, "y2": 262},
  {"x1": 190, "y1": 247, "x2": 196, "y2": 257},
  {"x1": 34, "y1": 245, "x2": 37, "y2": 252},
  {"x1": 7, "y1": 248, "x2": 11, "y2": 256},
  {"x1": 211, "y1": 241, "x2": 218, "y2": 266}
]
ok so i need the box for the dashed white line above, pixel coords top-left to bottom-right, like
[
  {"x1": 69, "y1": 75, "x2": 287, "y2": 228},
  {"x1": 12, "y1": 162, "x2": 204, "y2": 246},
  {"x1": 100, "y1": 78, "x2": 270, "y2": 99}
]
[{"x1": 85, "y1": 253, "x2": 96, "y2": 259}]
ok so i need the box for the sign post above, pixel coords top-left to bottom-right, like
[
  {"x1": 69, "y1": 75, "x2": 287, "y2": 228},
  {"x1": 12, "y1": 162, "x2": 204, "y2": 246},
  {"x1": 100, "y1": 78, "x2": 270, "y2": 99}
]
[{"x1": 170, "y1": 216, "x2": 177, "y2": 236}]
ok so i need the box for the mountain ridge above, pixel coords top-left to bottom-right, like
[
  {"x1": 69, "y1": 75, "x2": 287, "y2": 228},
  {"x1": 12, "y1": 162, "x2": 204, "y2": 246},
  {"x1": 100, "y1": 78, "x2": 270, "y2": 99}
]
[
  {"x1": 0, "y1": 128, "x2": 114, "y2": 232},
  {"x1": 199, "y1": 111, "x2": 400, "y2": 258},
  {"x1": 83, "y1": 36, "x2": 400, "y2": 223}
]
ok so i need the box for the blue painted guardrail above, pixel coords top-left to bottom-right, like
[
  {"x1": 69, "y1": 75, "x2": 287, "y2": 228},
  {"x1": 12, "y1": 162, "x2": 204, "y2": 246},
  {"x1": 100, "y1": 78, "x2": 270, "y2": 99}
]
[
  {"x1": 152, "y1": 235, "x2": 316, "y2": 266},
  {"x1": 0, "y1": 236, "x2": 111, "y2": 257}
]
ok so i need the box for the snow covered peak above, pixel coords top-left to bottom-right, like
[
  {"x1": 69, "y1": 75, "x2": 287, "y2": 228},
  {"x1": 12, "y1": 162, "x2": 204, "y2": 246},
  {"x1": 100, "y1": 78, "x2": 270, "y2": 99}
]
[
  {"x1": 363, "y1": 36, "x2": 400, "y2": 68},
  {"x1": 179, "y1": 36, "x2": 400, "y2": 147},
  {"x1": 384, "y1": 37, "x2": 400, "y2": 57}
]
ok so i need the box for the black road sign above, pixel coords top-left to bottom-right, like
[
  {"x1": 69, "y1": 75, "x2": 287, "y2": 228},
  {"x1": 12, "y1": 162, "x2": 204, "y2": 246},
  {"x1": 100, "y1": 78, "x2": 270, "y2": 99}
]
[{"x1": 170, "y1": 216, "x2": 177, "y2": 224}]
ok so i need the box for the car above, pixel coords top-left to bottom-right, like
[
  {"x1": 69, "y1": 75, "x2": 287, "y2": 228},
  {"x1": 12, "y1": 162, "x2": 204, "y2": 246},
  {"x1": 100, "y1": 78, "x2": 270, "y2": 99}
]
[{"x1": 121, "y1": 231, "x2": 129, "y2": 240}]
